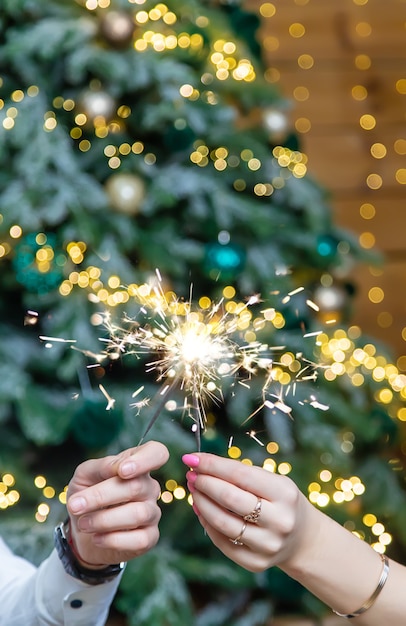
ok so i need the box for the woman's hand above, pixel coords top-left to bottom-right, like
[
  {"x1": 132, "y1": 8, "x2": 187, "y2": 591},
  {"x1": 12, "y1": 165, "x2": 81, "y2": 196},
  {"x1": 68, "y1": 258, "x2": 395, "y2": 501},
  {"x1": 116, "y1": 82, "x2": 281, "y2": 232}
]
[
  {"x1": 182, "y1": 452, "x2": 316, "y2": 573},
  {"x1": 66, "y1": 440, "x2": 169, "y2": 568},
  {"x1": 182, "y1": 452, "x2": 406, "y2": 624}
]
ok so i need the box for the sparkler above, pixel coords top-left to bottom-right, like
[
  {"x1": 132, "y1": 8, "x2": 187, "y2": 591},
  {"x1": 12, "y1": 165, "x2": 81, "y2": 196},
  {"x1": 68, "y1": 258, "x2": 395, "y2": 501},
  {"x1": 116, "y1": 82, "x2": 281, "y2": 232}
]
[{"x1": 88, "y1": 272, "x2": 326, "y2": 450}]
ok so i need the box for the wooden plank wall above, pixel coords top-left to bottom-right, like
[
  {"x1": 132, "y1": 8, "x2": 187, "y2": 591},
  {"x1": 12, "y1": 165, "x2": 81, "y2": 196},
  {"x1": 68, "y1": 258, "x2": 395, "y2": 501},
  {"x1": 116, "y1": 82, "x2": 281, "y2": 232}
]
[{"x1": 249, "y1": 0, "x2": 406, "y2": 365}]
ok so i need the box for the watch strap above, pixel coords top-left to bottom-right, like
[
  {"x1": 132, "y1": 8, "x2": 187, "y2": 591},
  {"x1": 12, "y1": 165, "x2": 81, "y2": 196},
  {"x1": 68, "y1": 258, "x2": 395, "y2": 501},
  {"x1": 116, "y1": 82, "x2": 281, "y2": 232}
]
[{"x1": 54, "y1": 519, "x2": 125, "y2": 585}]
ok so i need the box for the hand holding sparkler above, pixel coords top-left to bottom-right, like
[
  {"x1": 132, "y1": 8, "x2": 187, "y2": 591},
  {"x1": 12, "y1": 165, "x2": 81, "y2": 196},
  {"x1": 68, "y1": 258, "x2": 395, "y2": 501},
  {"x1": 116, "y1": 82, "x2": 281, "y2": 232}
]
[
  {"x1": 66, "y1": 441, "x2": 169, "y2": 568},
  {"x1": 182, "y1": 452, "x2": 404, "y2": 624}
]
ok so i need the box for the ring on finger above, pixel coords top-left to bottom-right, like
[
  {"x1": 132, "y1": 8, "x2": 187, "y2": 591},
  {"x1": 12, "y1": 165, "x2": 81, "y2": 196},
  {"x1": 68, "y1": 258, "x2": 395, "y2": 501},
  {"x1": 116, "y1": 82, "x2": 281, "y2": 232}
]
[
  {"x1": 243, "y1": 497, "x2": 262, "y2": 524},
  {"x1": 229, "y1": 521, "x2": 247, "y2": 546}
]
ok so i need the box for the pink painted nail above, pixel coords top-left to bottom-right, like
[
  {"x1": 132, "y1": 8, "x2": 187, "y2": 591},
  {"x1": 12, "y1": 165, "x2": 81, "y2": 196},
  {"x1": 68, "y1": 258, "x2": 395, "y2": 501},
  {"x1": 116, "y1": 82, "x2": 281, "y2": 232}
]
[
  {"x1": 186, "y1": 470, "x2": 197, "y2": 483},
  {"x1": 187, "y1": 481, "x2": 196, "y2": 493},
  {"x1": 192, "y1": 503, "x2": 201, "y2": 516},
  {"x1": 182, "y1": 453, "x2": 200, "y2": 468}
]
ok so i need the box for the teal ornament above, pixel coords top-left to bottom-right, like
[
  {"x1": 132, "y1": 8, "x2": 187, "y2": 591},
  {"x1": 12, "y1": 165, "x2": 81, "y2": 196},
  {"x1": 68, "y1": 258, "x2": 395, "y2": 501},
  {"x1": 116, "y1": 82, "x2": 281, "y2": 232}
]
[
  {"x1": 12, "y1": 233, "x2": 65, "y2": 294},
  {"x1": 71, "y1": 397, "x2": 124, "y2": 449},
  {"x1": 163, "y1": 124, "x2": 196, "y2": 152},
  {"x1": 204, "y1": 242, "x2": 245, "y2": 279},
  {"x1": 316, "y1": 234, "x2": 339, "y2": 261}
]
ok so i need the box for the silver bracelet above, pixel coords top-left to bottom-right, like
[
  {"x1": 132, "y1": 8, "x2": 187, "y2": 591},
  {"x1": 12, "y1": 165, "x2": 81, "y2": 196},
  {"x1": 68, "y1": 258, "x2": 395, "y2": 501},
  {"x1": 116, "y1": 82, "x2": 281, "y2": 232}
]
[{"x1": 333, "y1": 553, "x2": 389, "y2": 619}]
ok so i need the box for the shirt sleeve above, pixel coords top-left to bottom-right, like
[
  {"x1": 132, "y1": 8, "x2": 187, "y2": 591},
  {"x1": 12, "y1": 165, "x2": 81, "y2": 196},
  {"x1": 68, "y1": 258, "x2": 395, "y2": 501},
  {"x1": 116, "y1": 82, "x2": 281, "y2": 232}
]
[{"x1": 0, "y1": 537, "x2": 123, "y2": 626}]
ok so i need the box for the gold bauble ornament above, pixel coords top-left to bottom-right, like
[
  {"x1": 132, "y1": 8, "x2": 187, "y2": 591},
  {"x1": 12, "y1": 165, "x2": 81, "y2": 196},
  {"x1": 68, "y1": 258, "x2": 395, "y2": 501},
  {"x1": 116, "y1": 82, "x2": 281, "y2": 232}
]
[
  {"x1": 105, "y1": 173, "x2": 146, "y2": 215},
  {"x1": 313, "y1": 283, "x2": 347, "y2": 324},
  {"x1": 78, "y1": 89, "x2": 116, "y2": 124},
  {"x1": 99, "y1": 10, "x2": 135, "y2": 48},
  {"x1": 314, "y1": 284, "x2": 347, "y2": 312},
  {"x1": 262, "y1": 107, "x2": 290, "y2": 143}
]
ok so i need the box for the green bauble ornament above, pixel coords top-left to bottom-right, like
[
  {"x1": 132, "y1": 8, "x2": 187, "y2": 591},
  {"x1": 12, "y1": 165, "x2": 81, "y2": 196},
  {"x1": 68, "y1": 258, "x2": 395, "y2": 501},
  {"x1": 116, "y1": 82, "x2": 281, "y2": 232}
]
[
  {"x1": 316, "y1": 234, "x2": 339, "y2": 262},
  {"x1": 105, "y1": 172, "x2": 146, "y2": 215},
  {"x1": 12, "y1": 232, "x2": 65, "y2": 294},
  {"x1": 164, "y1": 123, "x2": 196, "y2": 151},
  {"x1": 71, "y1": 397, "x2": 124, "y2": 449},
  {"x1": 204, "y1": 241, "x2": 245, "y2": 279}
]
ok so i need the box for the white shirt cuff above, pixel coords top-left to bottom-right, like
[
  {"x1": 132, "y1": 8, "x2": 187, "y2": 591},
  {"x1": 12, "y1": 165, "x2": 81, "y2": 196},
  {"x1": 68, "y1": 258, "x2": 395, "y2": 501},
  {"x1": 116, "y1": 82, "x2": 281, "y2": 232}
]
[{"x1": 35, "y1": 548, "x2": 123, "y2": 626}]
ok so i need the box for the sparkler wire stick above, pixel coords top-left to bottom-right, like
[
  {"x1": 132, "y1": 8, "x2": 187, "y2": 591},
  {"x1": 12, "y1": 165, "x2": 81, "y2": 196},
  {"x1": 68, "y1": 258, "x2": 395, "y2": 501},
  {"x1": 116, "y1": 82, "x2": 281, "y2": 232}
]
[
  {"x1": 137, "y1": 377, "x2": 179, "y2": 446},
  {"x1": 193, "y1": 391, "x2": 202, "y2": 452}
]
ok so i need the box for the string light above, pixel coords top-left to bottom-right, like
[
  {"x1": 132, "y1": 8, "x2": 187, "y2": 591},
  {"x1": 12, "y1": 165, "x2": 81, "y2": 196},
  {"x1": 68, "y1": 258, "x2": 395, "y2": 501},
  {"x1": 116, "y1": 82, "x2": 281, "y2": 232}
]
[
  {"x1": 260, "y1": 0, "x2": 406, "y2": 380},
  {"x1": 0, "y1": 473, "x2": 20, "y2": 510}
]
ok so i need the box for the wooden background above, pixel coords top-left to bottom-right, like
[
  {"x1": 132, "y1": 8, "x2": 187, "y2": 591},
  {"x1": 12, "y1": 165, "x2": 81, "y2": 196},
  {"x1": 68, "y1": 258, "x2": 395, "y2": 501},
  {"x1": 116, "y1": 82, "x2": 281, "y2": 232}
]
[{"x1": 251, "y1": 0, "x2": 406, "y2": 366}]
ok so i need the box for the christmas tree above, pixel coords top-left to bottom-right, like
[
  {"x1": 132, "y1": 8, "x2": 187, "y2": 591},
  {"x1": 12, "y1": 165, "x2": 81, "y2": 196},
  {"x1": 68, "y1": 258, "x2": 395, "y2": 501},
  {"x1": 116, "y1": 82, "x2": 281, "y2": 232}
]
[{"x1": 1, "y1": 0, "x2": 406, "y2": 623}]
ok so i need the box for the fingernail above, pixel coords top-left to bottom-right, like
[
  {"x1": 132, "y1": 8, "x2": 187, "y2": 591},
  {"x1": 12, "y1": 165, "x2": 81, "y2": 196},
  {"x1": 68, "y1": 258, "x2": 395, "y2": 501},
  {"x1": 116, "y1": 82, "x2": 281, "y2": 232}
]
[
  {"x1": 187, "y1": 480, "x2": 196, "y2": 493},
  {"x1": 192, "y1": 503, "x2": 201, "y2": 516},
  {"x1": 69, "y1": 496, "x2": 87, "y2": 514},
  {"x1": 182, "y1": 453, "x2": 200, "y2": 468},
  {"x1": 186, "y1": 470, "x2": 197, "y2": 484},
  {"x1": 120, "y1": 460, "x2": 137, "y2": 477},
  {"x1": 78, "y1": 515, "x2": 91, "y2": 531},
  {"x1": 93, "y1": 535, "x2": 103, "y2": 546}
]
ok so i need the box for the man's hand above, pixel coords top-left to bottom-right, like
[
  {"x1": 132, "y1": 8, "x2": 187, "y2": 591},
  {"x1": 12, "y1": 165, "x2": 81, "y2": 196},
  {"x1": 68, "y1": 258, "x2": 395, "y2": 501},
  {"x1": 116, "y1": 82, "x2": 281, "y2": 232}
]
[{"x1": 66, "y1": 441, "x2": 169, "y2": 568}]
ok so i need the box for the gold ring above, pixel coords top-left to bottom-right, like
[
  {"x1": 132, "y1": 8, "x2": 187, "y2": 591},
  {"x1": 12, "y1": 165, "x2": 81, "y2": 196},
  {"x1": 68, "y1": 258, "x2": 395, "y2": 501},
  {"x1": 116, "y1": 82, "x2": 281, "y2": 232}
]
[
  {"x1": 229, "y1": 521, "x2": 247, "y2": 546},
  {"x1": 243, "y1": 497, "x2": 262, "y2": 524}
]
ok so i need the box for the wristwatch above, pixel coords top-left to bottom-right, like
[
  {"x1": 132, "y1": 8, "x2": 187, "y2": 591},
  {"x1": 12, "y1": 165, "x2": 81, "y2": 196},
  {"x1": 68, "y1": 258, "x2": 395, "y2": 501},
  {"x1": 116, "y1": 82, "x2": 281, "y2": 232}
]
[{"x1": 54, "y1": 519, "x2": 125, "y2": 585}]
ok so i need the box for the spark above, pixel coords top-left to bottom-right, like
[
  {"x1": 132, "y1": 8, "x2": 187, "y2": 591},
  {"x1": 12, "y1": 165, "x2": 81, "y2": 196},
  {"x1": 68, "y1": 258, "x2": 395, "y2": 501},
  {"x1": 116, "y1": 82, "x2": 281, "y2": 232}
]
[
  {"x1": 306, "y1": 299, "x2": 320, "y2": 312},
  {"x1": 309, "y1": 395, "x2": 329, "y2": 411},
  {"x1": 310, "y1": 400, "x2": 329, "y2": 411},
  {"x1": 282, "y1": 287, "x2": 305, "y2": 305},
  {"x1": 246, "y1": 293, "x2": 263, "y2": 306},
  {"x1": 246, "y1": 430, "x2": 265, "y2": 446},
  {"x1": 288, "y1": 287, "x2": 305, "y2": 297},
  {"x1": 132, "y1": 385, "x2": 145, "y2": 398},
  {"x1": 87, "y1": 273, "x2": 324, "y2": 448},
  {"x1": 130, "y1": 386, "x2": 151, "y2": 412},
  {"x1": 24, "y1": 310, "x2": 39, "y2": 326},
  {"x1": 130, "y1": 397, "x2": 151, "y2": 414},
  {"x1": 39, "y1": 335, "x2": 77, "y2": 344},
  {"x1": 99, "y1": 384, "x2": 116, "y2": 410}
]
